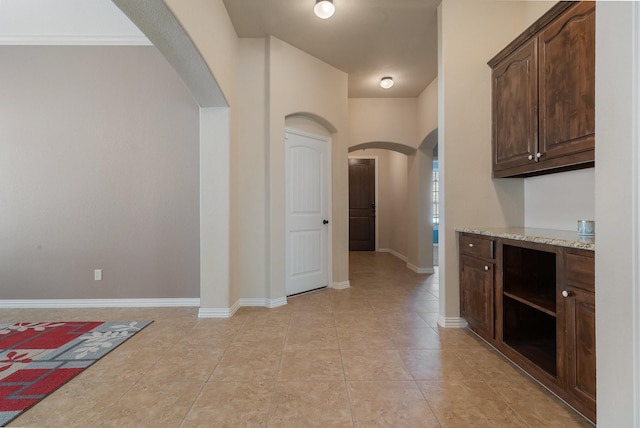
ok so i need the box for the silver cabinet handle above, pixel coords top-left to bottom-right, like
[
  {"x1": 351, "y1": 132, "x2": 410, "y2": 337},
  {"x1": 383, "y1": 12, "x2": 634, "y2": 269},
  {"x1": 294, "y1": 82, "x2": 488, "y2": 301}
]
[
  {"x1": 562, "y1": 290, "x2": 571, "y2": 298},
  {"x1": 528, "y1": 154, "x2": 533, "y2": 161},
  {"x1": 536, "y1": 152, "x2": 542, "y2": 159},
  {"x1": 484, "y1": 266, "x2": 490, "y2": 271},
  {"x1": 468, "y1": 243, "x2": 474, "y2": 247}
]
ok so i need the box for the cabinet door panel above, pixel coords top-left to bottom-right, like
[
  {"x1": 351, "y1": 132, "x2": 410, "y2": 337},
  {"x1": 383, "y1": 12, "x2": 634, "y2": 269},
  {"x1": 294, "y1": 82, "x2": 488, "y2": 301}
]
[
  {"x1": 539, "y1": 2, "x2": 595, "y2": 160},
  {"x1": 492, "y1": 38, "x2": 538, "y2": 175},
  {"x1": 563, "y1": 285, "x2": 596, "y2": 421},
  {"x1": 460, "y1": 255, "x2": 494, "y2": 340}
]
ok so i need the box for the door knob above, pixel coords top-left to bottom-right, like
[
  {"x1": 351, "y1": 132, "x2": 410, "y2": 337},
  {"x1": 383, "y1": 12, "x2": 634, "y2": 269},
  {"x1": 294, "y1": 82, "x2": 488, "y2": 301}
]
[
  {"x1": 323, "y1": 219, "x2": 329, "y2": 225},
  {"x1": 561, "y1": 290, "x2": 571, "y2": 298}
]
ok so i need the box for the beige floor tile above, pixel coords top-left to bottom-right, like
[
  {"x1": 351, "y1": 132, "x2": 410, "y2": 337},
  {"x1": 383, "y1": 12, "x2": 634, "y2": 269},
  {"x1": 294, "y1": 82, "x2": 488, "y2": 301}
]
[
  {"x1": 228, "y1": 328, "x2": 287, "y2": 350},
  {"x1": 278, "y1": 349, "x2": 344, "y2": 381},
  {"x1": 389, "y1": 326, "x2": 442, "y2": 349},
  {"x1": 488, "y1": 379, "x2": 594, "y2": 427},
  {"x1": 285, "y1": 326, "x2": 339, "y2": 350},
  {"x1": 341, "y1": 350, "x2": 412, "y2": 381},
  {"x1": 337, "y1": 327, "x2": 394, "y2": 350},
  {"x1": 173, "y1": 327, "x2": 237, "y2": 349},
  {"x1": 142, "y1": 347, "x2": 224, "y2": 382},
  {"x1": 241, "y1": 312, "x2": 292, "y2": 330},
  {"x1": 7, "y1": 379, "x2": 134, "y2": 427},
  {"x1": 269, "y1": 381, "x2": 352, "y2": 427},
  {"x1": 289, "y1": 312, "x2": 335, "y2": 328},
  {"x1": 210, "y1": 347, "x2": 282, "y2": 381},
  {"x1": 347, "y1": 380, "x2": 440, "y2": 427},
  {"x1": 418, "y1": 380, "x2": 528, "y2": 427},
  {"x1": 81, "y1": 381, "x2": 204, "y2": 427},
  {"x1": 181, "y1": 381, "x2": 275, "y2": 427},
  {"x1": 399, "y1": 349, "x2": 466, "y2": 381}
]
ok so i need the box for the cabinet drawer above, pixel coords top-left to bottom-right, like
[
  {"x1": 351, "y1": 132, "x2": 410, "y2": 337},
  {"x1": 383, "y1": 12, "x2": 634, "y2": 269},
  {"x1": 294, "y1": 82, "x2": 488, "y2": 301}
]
[
  {"x1": 460, "y1": 234, "x2": 495, "y2": 260},
  {"x1": 565, "y1": 250, "x2": 594, "y2": 292}
]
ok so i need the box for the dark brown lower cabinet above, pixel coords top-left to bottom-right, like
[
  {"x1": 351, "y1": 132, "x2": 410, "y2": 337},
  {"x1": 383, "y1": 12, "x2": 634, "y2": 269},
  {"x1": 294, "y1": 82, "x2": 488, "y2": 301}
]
[
  {"x1": 458, "y1": 233, "x2": 595, "y2": 424},
  {"x1": 460, "y1": 255, "x2": 494, "y2": 340}
]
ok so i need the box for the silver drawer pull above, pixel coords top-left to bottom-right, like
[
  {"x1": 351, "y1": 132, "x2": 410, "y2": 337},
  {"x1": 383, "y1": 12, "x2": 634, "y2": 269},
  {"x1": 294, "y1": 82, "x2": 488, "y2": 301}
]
[
  {"x1": 484, "y1": 266, "x2": 490, "y2": 271},
  {"x1": 468, "y1": 243, "x2": 474, "y2": 247},
  {"x1": 562, "y1": 290, "x2": 571, "y2": 298}
]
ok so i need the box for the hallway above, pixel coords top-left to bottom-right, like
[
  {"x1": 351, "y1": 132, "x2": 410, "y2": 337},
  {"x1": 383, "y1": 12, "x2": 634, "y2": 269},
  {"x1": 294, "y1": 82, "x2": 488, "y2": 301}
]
[{"x1": 3, "y1": 252, "x2": 592, "y2": 427}]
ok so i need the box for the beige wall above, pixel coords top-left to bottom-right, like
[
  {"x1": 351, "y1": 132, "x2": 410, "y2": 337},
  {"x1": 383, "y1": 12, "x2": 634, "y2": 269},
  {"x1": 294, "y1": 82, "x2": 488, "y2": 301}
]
[
  {"x1": 0, "y1": 46, "x2": 200, "y2": 299},
  {"x1": 418, "y1": 77, "x2": 438, "y2": 142},
  {"x1": 438, "y1": 0, "x2": 527, "y2": 323},
  {"x1": 268, "y1": 36, "x2": 349, "y2": 296},
  {"x1": 233, "y1": 38, "x2": 268, "y2": 301},
  {"x1": 349, "y1": 98, "x2": 418, "y2": 148},
  {"x1": 387, "y1": 151, "x2": 410, "y2": 256}
]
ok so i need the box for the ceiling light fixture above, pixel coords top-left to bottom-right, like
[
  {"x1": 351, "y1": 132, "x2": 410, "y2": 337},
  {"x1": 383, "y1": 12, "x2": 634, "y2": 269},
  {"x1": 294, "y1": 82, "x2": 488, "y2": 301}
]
[
  {"x1": 314, "y1": 0, "x2": 335, "y2": 19},
  {"x1": 380, "y1": 77, "x2": 394, "y2": 89}
]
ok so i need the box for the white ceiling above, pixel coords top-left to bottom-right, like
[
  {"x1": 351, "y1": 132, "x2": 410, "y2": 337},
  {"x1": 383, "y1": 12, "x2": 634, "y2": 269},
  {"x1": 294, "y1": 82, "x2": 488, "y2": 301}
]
[
  {"x1": 0, "y1": 0, "x2": 439, "y2": 98},
  {"x1": 223, "y1": 0, "x2": 440, "y2": 98}
]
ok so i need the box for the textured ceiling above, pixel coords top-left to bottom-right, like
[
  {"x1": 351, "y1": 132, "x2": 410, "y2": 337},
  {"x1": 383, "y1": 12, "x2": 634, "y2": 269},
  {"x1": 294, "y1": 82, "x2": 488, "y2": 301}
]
[{"x1": 222, "y1": 0, "x2": 440, "y2": 98}]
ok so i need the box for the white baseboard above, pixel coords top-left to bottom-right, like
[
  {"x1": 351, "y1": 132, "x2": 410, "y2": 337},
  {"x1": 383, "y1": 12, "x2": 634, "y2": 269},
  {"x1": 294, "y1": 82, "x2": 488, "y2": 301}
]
[
  {"x1": 406, "y1": 263, "x2": 435, "y2": 274},
  {"x1": 330, "y1": 280, "x2": 350, "y2": 289},
  {"x1": 199, "y1": 297, "x2": 287, "y2": 318},
  {"x1": 238, "y1": 297, "x2": 287, "y2": 309},
  {"x1": 437, "y1": 315, "x2": 468, "y2": 329},
  {"x1": 377, "y1": 248, "x2": 407, "y2": 262},
  {"x1": 0, "y1": 298, "x2": 200, "y2": 309},
  {"x1": 198, "y1": 300, "x2": 239, "y2": 319}
]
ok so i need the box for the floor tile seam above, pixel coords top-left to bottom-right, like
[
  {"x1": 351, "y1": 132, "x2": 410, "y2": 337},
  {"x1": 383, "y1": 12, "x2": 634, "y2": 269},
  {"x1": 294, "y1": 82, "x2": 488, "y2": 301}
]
[
  {"x1": 176, "y1": 380, "x2": 209, "y2": 428},
  {"x1": 484, "y1": 379, "x2": 539, "y2": 428},
  {"x1": 414, "y1": 380, "x2": 445, "y2": 428}
]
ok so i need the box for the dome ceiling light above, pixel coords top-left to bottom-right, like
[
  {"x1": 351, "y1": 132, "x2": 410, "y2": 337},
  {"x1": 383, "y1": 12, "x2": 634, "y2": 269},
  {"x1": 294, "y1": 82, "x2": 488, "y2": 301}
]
[
  {"x1": 314, "y1": 0, "x2": 335, "y2": 19},
  {"x1": 380, "y1": 77, "x2": 394, "y2": 89}
]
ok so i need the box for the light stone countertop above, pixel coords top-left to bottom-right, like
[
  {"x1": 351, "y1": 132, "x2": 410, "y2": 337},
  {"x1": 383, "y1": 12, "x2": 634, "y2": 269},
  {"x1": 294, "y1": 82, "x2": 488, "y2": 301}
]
[{"x1": 455, "y1": 227, "x2": 595, "y2": 251}]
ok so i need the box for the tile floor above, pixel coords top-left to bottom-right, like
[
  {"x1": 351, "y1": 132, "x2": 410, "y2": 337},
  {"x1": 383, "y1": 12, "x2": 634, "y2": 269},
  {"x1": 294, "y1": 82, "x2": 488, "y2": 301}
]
[{"x1": 2, "y1": 252, "x2": 593, "y2": 427}]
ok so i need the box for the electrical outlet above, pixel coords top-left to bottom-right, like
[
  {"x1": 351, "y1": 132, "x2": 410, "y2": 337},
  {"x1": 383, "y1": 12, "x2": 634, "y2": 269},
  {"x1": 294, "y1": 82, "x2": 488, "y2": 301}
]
[{"x1": 94, "y1": 269, "x2": 102, "y2": 281}]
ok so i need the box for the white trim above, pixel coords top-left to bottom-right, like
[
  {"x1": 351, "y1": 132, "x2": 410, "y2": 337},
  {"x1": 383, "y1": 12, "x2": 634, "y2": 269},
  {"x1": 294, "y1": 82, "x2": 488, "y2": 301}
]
[
  {"x1": 238, "y1": 297, "x2": 287, "y2": 309},
  {"x1": 198, "y1": 302, "x2": 239, "y2": 319},
  {"x1": 406, "y1": 263, "x2": 435, "y2": 274},
  {"x1": 199, "y1": 297, "x2": 287, "y2": 318},
  {"x1": 0, "y1": 298, "x2": 200, "y2": 309},
  {"x1": 378, "y1": 248, "x2": 407, "y2": 262},
  {"x1": 330, "y1": 280, "x2": 351, "y2": 290},
  {"x1": 0, "y1": 35, "x2": 151, "y2": 46},
  {"x1": 437, "y1": 315, "x2": 468, "y2": 329}
]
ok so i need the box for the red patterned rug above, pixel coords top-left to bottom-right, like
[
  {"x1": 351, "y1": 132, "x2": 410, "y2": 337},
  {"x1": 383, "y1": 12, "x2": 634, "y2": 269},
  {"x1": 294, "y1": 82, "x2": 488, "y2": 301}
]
[{"x1": 0, "y1": 321, "x2": 152, "y2": 426}]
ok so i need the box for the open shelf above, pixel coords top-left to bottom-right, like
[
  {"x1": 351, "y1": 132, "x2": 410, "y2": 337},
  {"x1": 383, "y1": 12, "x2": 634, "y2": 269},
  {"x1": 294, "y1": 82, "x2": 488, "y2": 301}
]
[
  {"x1": 503, "y1": 295, "x2": 557, "y2": 377},
  {"x1": 503, "y1": 291, "x2": 556, "y2": 317},
  {"x1": 503, "y1": 244, "x2": 556, "y2": 314}
]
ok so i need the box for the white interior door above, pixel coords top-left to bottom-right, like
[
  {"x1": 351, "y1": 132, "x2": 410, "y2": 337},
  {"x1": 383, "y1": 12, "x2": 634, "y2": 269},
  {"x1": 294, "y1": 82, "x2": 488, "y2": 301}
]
[{"x1": 285, "y1": 129, "x2": 330, "y2": 296}]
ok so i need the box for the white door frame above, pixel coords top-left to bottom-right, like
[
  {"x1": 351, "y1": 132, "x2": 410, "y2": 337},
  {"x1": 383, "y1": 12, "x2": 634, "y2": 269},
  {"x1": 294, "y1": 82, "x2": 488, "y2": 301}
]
[{"x1": 284, "y1": 127, "x2": 332, "y2": 293}]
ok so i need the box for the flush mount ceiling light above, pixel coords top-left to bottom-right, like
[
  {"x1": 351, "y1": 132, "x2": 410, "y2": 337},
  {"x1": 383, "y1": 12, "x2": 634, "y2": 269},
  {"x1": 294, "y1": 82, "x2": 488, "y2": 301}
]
[
  {"x1": 314, "y1": 0, "x2": 335, "y2": 19},
  {"x1": 380, "y1": 76, "x2": 394, "y2": 89}
]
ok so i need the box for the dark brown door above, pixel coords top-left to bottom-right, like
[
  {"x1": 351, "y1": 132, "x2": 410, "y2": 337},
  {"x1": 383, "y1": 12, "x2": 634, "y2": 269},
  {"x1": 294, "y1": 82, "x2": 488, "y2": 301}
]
[{"x1": 348, "y1": 158, "x2": 375, "y2": 251}]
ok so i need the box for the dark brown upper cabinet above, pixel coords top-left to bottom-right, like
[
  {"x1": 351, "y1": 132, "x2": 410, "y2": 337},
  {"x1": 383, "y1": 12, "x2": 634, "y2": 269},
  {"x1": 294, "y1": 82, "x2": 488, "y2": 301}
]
[{"x1": 489, "y1": 2, "x2": 595, "y2": 178}]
